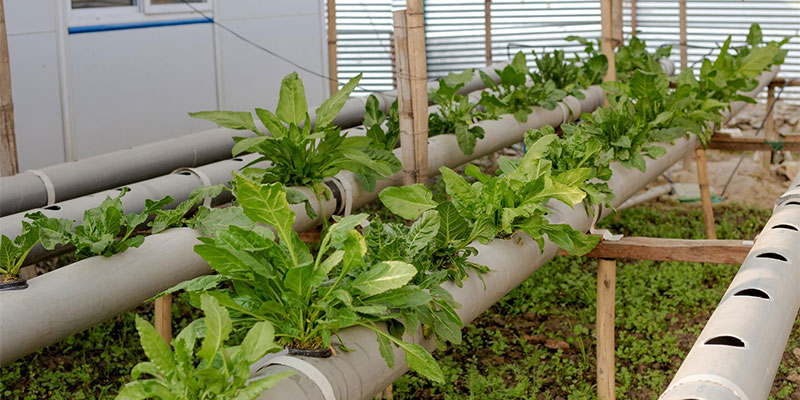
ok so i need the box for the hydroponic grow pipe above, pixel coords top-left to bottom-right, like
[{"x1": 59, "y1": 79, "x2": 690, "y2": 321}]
[
  {"x1": 0, "y1": 63, "x2": 506, "y2": 218},
  {"x1": 659, "y1": 171, "x2": 800, "y2": 400},
  {"x1": 0, "y1": 82, "x2": 605, "y2": 366},
  {"x1": 248, "y1": 66, "x2": 778, "y2": 400},
  {"x1": 0, "y1": 87, "x2": 492, "y2": 264}
]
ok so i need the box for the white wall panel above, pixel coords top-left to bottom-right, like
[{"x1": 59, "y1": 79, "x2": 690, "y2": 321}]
[
  {"x1": 216, "y1": 0, "x2": 327, "y2": 111},
  {"x1": 3, "y1": 0, "x2": 56, "y2": 35},
  {"x1": 68, "y1": 23, "x2": 218, "y2": 158},
  {"x1": 7, "y1": 32, "x2": 66, "y2": 170}
]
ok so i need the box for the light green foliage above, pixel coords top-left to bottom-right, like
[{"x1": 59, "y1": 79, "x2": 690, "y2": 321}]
[
  {"x1": 0, "y1": 220, "x2": 42, "y2": 279},
  {"x1": 190, "y1": 72, "x2": 401, "y2": 216},
  {"x1": 529, "y1": 49, "x2": 606, "y2": 98},
  {"x1": 363, "y1": 95, "x2": 400, "y2": 151},
  {"x1": 175, "y1": 174, "x2": 443, "y2": 383},
  {"x1": 115, "y1": 294, "x2": 292, "y2": 400},
  {"x1": 428, "y1": 69, "x2": 495, "y2": 155}
]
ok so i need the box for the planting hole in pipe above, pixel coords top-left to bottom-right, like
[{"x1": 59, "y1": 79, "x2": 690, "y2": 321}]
[
  {"x1": 232, "y1": 157, "x2": 243, "y2": 161},
  {"x1": 178, "y1": 171, "x2": 192, "y2": 176},
  {"x1": 43, "y1": 205, "x2": 61, "y2": 211},
  {"x1": 733, "y1": 288, "x2": 770, "y2": 299},
  {"x1": 771, "y1": 224, "x2": 799, "y2": 231},
  {"x1": 756, "y1": 252, "x2": 789, "y2": 262},
  {"x1": 787, "y1": 201, "x2": 800, "y2": 206},
  {"x1": 704, "y1": 335, "x2": 745, "y2": 347}
]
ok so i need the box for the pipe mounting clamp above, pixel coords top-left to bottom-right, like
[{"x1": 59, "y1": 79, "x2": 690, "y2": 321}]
[
  {"x1": 266, "y1": 356, "x2": 336, "y2": 400},
  {"x1": 25, "y1": 169, "x2": 57, "y2": 206},
  {"x1": 172, "y1": 167, "x2": 213, "y2": 208}
]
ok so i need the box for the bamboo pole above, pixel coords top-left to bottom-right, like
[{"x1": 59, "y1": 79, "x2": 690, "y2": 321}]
[
  {"x1": 680, "y1": 0, "x2": 693, "y2": 171},
  {"x1": 393, "y1": 11, "x2": 415, "y2": 186},
  {"x1": 0, "y1": 1, "x2": 17, "y2": 177},
  {"x1": 154, "y1": 294, "x2": 173, "y2": 343},
  {"x1": 597, "y1": 258, "x2": 617, "y2": 400},
  {"x1": 695, "y1": 147, "x2": 717, "y2": 239},
  {"x1": 327, "y1": 0, "x2": 338, "y2": 95},
  {"x1": 600, "y1": 0, "x2": 616, "y2": 101},
  {"x1": 612, "y1": 0, "x2": 623, "y2": 46},
  {"x1": 405, "y1": 0, "x2": 429, "y2": 184},
  {"x1": 764, "y1": 83, "x2": 776, "y2": 169},
  {"x1": 485, "y1": 0, "x2": 492, "y2": 65},
  {"x1": 631, "y1": 0, "x2": 637, "y2": 36}
]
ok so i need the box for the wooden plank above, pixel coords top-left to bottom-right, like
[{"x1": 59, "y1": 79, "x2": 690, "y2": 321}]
[
  {"x1": 485, "y1": 0, "x2": 492, "y2": 65},
  {"x1": 596, "y1": 258, "x2": 616, "y2": 400},
  {"x1": 612, "y1": 0, "x2": 622, "y2": 46},
  {"x1": 327, "y1": 0, "x2": 338, "y2": 95},
  {"x1": 630, "y1": 0, "x2": 637, "y2": 35},
  {"x1": 765, "y1": 84, "x2": 777, "y2": 167},
  {"x1": 771, "y1": 78, "x2": 800, "y2": 87},
  {"x1": 154, "y1": 294, "x2": 173, "y2": 343},
  {"x1": 406, "y1": 0, "x2": 429, "y2": 184},
  {"x1": 393, "y1": 10, "x2": 415, "y2": 186},
  {"x1": 679, "y1": 0, "x2": 693, "y2": 171},
  {"x1": 708, "y1": 135, "x2": 800, "y2": 152},
  {"x1": 695, "y1": 147, "x2": 717, "y2": 239},
  {"x1": 559, "y1": 237, "x2": 753, "y2": 264},
  {"x1": 0, "y1": 1, "x2": 17, "y2": 177}
]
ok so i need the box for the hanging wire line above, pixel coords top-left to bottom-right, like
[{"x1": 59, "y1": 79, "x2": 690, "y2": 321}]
[{"x1": 720, "y1": 79, "x2": 793, "y2": 197}]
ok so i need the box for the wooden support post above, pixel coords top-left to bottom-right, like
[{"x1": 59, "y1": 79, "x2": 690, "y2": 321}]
[
  {"x1": 611, "y1": 0, "x2": 623, "y2": 46},
  {"x1": 679, "y1": 0, "x2": 693, "y2": 172},
  {"x1": 597, "y1": 258, "x2": 616, "y2": 400},
  {"x1": 327, "y1": 0, "x2": 338, "y2": 95},
  {"x1": 630, "y1": 0, "x2": 637, "y2": 36},
  {"x1": 484, "y1": 0, "x2": 492, "y2": 66},
  {"x1": 764, "y1": 83, "x2": 777, "y2": 169},
  {"x1": 600, "y1": 0, "x2": 616, "y2": 104},
  {"x1": 0, "y1": 0, "x2": 17, "y2": 177},
  {"x1": 155, "y1": 294, "x2": 173, "y2": 343},
  {"x1": 395, "y1": 2, "x2": 429, "y2": 185},
  {"x1": 695, "y1": 147, "x2": 717, "y2": 239}
]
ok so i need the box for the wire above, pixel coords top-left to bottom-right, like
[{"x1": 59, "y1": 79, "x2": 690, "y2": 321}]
[{"x1": 719, "y1": 79, "x2": 792, "y2": 197}]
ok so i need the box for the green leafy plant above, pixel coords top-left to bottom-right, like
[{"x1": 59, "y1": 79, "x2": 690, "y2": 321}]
[
  {"x1": 380, "y1": 134, "x2": 600, "y2": 256},
  {"x1": 529, "y1": 49, "x2": 606, "y2": 97},
  {"x1": 116, "y1": 294, "x2": 292, "y2": 399},
  {"x1": 428, "y1": 69, "x2": 495, "y2": 155},
  {"x1": 0, "y1": 221, "x2": 43, "y2": 281},
  {"x1": 190, "y1": 72, "x2": 401, "y2": 223},
  {"x1": 363, "y1": 95, "x2": 400, "y2": 151},
  {"x1": 173, "y1": 174, "x2": 444, "y2": 383}
]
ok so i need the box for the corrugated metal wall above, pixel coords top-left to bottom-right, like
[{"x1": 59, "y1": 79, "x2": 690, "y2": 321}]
[{"x1": 334, "y1": 0, "x2": 799, "y2": 101}]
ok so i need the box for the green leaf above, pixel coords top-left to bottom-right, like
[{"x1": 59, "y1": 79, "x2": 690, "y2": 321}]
[
  {"x1": 352, "y1": 261, "x2": 416, "y2": 296},
  {"x1": 229, "y1": 371, "x2": 295, "y2": 400},
  {"x1": 158, "y1": 274, "x2": 226, "y2": 298},
  {"x1": 115, "y1": 379, "x2": 176, "y2": 400},
  {"x1": 376, "y1": 332, "x2": 395, "y2": 368},
  {"x1": 746, "y1": 23, "x2": 762, "y2": 47},
  {"x1": 434, "y1": 202, "x2": 470, "y2": 247},
  {"x1": 232, "y1": 136, "x2": 271, "y2": 156},
  {"x1": 197, "y1": 294, "x2": 232, "y2": 363},
  {"x1": 276, "y1": 72, "x2": 308, "y2": 125},
  {"x1": 189, "y1": 111, "x2": 258, "y2": 133},
  {"x1": 133, "y1": 316, "x2": 176, "y2": 377},
  {"x1": 254, "y1": 108, "x2": 287, "y2": 139},
  {"x1": 407, "y1": 210, "x2": 440, "y2": 255},
  {"x1": 241, "y1": 321, "x2": 280, "y2": 363},
  {"x1": 315, "y1": 74, "x2": 362, "y2": 128},
  {"x1": 189, "y1": 206, "x2": 255, "y2": 238},
  {"x1": 397, "y1": 340, "x2": 444, "y2": 383},
  {"x1": 379, "y1": 184, "x2": 438, "y2": 220}
]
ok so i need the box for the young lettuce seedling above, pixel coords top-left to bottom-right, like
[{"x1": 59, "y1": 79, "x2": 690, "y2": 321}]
[
  {"x1": 116, "y1": 294, "x2": 292, "y2": 400},
  {"x1": 428, "y1": 69, "x2": 495, "y2": 155}
]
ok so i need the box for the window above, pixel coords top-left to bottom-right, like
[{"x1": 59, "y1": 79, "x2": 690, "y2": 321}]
[{"x1": 70, "y1": 0, "x2": 212, "y2": 28}]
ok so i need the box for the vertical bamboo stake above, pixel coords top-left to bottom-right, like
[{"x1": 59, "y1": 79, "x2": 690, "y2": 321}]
[
  {"x1": 485, "y1": 0, "x2": 492, "y2": 65},
  {"x1": 155, "y1": 294, "x2": 173, "y2": 343},
  {"x1": 631, "y1": 0, "x2": 637, "y2": 36},
  {"x1": 695, "y1": 147, "x2": 717, "y2": 239},
  {"x1": 764, "y1": 83, "x2": 776, "y2": 169},
  {"x1": 679, "y1": 0, "x2": 693, "y2": 171},
  {"x1": 393, "y1": 10, "x2": 416, "y2": 186},
  {"x1": 600, "y1": 0, "x2": 616, "y2": 103},
  {"x1": 406, "y1": 0, "x2": 429, "y2": 184},
  {"x1": 0, "y1": 1, "x2": 17, "y2": 177},
  {"x1": 327, "y1": 0, "x2": 338, "y2": 95},
  {"x1": 597, "y1": 258, "x2": 616, "y2": 400},
  {"x1": 612, "y1": 0, "x2": 623, "y2": 46}
]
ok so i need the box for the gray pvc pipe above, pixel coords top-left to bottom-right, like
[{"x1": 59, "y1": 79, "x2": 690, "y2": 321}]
[
  {"x1": 0, "y1": 77, "x2": 594, "y2": 367},
  {"x1": 659, "y1": 173, "x2": 800, "y2": 400},
  {"x1": 0, "y1": 63, "x2": 506, "y2": 218}
]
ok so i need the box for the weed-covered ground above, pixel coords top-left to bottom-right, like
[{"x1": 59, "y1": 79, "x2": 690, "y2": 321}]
[{"x1": 3, "y1": 202, "x2": 799, "y2": 399}]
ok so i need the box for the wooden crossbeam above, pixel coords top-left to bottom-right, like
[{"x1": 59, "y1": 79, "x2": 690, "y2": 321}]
[
  {"x1": 559, "y1": 236, "x2": 753, "y2": 264},
  {"x1": 708, "y1": 134, "x2": 800, "y2": 152}
]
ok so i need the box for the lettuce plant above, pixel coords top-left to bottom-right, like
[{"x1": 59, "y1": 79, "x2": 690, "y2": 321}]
[
  {"x1": 190, "y1": 73, "x2": 401, "y2": 222},
  {"x1": 173, "y1": 174, "x2": 444, "y2": 383},
  {"x1": 363, "y1": 95, "x2": 400, "y2": 151},
  {"x1": 428, "y1": 69, "x2": 495, "y2": 155},
  {"x1": 0, "y1": 221, "x2": 43, "y2": 281},
  {"x1": 116, "y1": 294, "x2": 292, "y2": 400}
]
